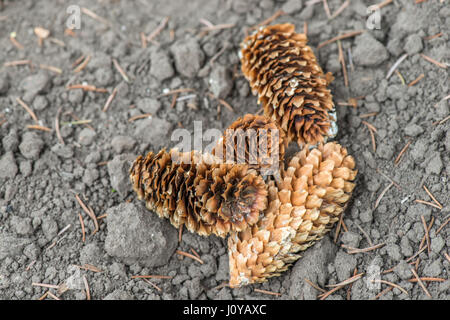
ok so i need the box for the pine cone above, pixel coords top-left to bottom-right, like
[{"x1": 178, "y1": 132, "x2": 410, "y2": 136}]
[
  {"x1": 240, "y1": 23, "x2": 337, "y2": 147},
  {"x1": 130, "y1": 149, "x2": 268, "y2": 238},
  {"x1": 228, "y1": 142, "x2": 357, "y2": 287},
  {"x1": 212, "y1": 114, "x2": 286, "y2": 175}
]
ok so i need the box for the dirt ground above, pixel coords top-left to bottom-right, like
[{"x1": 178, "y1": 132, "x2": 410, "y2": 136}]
[{"x1": 0, "y1": 0, "x2": 448, "y2": 300}]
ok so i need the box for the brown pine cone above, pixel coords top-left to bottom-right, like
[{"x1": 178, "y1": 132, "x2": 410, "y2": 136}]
[
  {"x1": 212, "y1": 114, "x2": 286, "y2": 175},
  {"x1": 129, "y1": 149, "x2": 268, "y2": 238},
  {"x1": 228, "y1": 142, "x2": 357, "y2": 287},
  {"x1": 240, "y1": 23, "x2": 337, "y2": 147}
]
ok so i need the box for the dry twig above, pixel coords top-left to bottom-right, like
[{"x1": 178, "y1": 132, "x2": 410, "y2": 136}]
[
  {"x1": 16, "y1": 97, "x2": 38, "y2": 123},
  {"x1": 254, "y1": 288, "x2": 281, "y2": 296},
  {"x1": 102, "y1": 87, "x2": 118, "y2": 112},
  {"x1": 176, "y1": 250, "x2": 204, "y2": 264},
  {"x1": 317, "y1": 30, "x2": 364, "y2": 49},
  {"x1": 410, "y1": 268, "x2": 432, "y2": 298},
  {"x1": 420, "y1": 53, "x2": 447, "y2": 69},
  {"x1": 408, "y1": 74, "x2": 425, "y2": 87}
]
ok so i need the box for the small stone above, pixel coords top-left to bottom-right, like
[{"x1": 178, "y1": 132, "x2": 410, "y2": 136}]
[
  {"x1": 83, "y1": 168, "x2": 99, "y2": 185},
  {"x1": 430, "y1": 235, "x2": 445, "y2": 254},
  {"x1": 282, "y1": 0, "x2": 303, "y2": 14},
  {"x1": 215, "y1": 255, "x2": 229, "y2": 282},
  {"x1": 51, "y1": 144, "x2": 74, "y2": 159},
  {"x1": 393, "y1": 260, "x2": 413, "y2": 280},
  {"x1": 134, "y1": 117, "x2": 171, "y2": 148},
  {"x1": 334, "y1": 251, "x2": 357, "y2": 282},
  {"x1": 111, "y1": 136, "x2": 137, "y2": 154},
  {"x1": 208, "y1": 64, "x2": 233, "y2": 99},
  {"x1": 400, "y1": 237, "x2": 413, "y2": 257},
  {"x1": 104, "y1": 202, "x2": 178, "y2": 267},
  {"x1": 425, "y1": 152, "x2": 443, "y2": 175},
  {"x1": 10, "y1": 216, "x2": 33, "y2": 235},
  {"x1": 19, "y1": 72, "x2": 51, "y2": 100},
  {"x1": 403, "y1": 34, "x2": 423, "y2": 55},
  {"x1": 150, "y1": 48, "x2": 174, "y2": 81},
  {"x1": 353, "y1": 33, "x2": 389, "y2": 66},
  {"x1": 19, "y1": 132, "x2": 44, "y2": 160},
  {"x1": 170, "y1": 37, "x2": 205, "y2": 78},
  {"x1": 136, "y1": 98, "x2": 161, "y2": 114},
  {"x1": 2, "y1": 130, "x2": 19, "y2": 152},
  {"x1": 0, "y1": 152, "x2": 18, "y2": 179},
  {"x1": 0, "y1": 232, "x2": 31, "y2": 259},
  {"x1": 341, "y1": 231, "x2": 361, "y2": 248},
  {"x1": 41, "y1": 217, "x2": 58, "y2": 241},
  {"x1": 94, "y1": 67, "x2": 114, "y2": 87},
  {"x1": 423, "y1": 260, "x2": 442, "y2": 278},
  {"x1": 85, "y1": 151, "x2": 101, "y2": 164},
  {"x1": 80, "y1": 243, "x2": 103, "y2": 265},
  {"x1": 23, "y1": 243, "x2": 40, "y2": 260},
  {"x1": 32, "y1": 96, "x2": 49, "y2": 111},
  {"x1": 68, "y1": 88, "x2": 84, "y2": 105},
  {"x1": 386, "y1": 243, "x2": 402, "y2": 261},
  {"x1": 404, "y1": 123, "x2": 424, "y2": 137},
  {"x1": 78, "y1": 128, "x2": 96, "y2": 146},
  {"x1": 359, "y1": 209, "x2": 373, "y2": 223},
  {"x1": 107, "y1": 153, "x2": 136, "y2": 198},
  {"x1": 19, "y1": 161, "x2": 32, "y2": 177}
]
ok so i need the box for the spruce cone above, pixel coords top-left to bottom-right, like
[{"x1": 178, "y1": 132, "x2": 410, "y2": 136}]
[
  {"x1": 228, "y1": 142, "x2": 357, "y2": 287},
  {"x1": 130, "y1": 149, "x2": 268, "y2": 238},
  {"x1": 240, "y1": 23, "x2": 337, "y2": 147},
  {"x1": 212, "y1": 114, "x2": 286, "y2": 174}
]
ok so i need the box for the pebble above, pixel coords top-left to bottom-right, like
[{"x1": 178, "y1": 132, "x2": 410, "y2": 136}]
[
  {"x1": 32, "y1": 96, "x2": 49, "y2": 111},
  {"x1": 352, "y1": 32, "x2": 389, "y2": 66},
  {"x1": 334, "y1": 251, "x2": 357, "y2": 282},
  {"x1": 404, "y1": 123, "x2": 424, "y2": 137},
  {"x1": 51, "y1": 144, "x2": 74, "y2": 159},
  {"x1": 0, "y1": 152, "x2": 18, "y2": 179},
  {"x1": 341, "y1": 231, "x2": 361, "y2": 248},
  {"x1": 2, "y1": 130, "x2": 19, "y2": 152},
  {"x1": 10, "y1": 216, "x2": 33, "y2": 235},
  {"x1": 134, "y1": 117, "x2": 171, "y2": 148},
  {"x1": 423, "y1": 260, "x2": 442, "y2": 278},
  {"x1": 41, "y1": 217, "x2": 58, "y2": 241},
  {"x1": 78, "y1": 128, "x2": 96, "y2": 146},
  {"x1": 0, "y1": 232, "x2": 31, "y2": 259},
  {"x1": 80, "y1": 243, "x2": 103, "y2": 265},
  {"x1": 170, "y1": 37, "x2": 205, "y2": 78},
  {"x1": 136, "y1": 97, "x2": 161, "y2": 115},
  {"x1": 208, "y1": 64, "x2": 233, "y2": 99},
  {"x1": 19, "y1": 161, "x2": 32, "y2": 177},
  {"x1": 19, "y1": 72, "x2": 51, "y2": 101},
  {"x1": 82, "y1": 168, "x2": 100, "y2": 185},
  {"x1": 386, "y1": 243, "x2": 403, "y2": 261},
  {"x1": 430, "y1": 235, "x2": 445, "y2": 254},
  {"x1": 104, "y1": 202, "x2": 178, "y2": 267},
  {"x1": 111, "y1": 136, "x2": 137, "y2": 154},
  {"x1": 94, "y1": 67, "x2": 114, "y2": 87},
  {"x1": 107, "y1": 153, "x2": 136, "y2": 198},
  {"x1": 425, "y1": 152, "x2": 443, "y2": 175},
  {"x1": 403, "y1": 34, "x2": 423, "y2": 55},
  {"x1": 19, "y1": 132, "x2": 44, "y2": 160},
  {"x1": 282, "y1": 0, "x2": 303, "y2": 14},
  {"x1": 359, "y1": 209, "x2": 373, "y2": 223},
  {"x1": 150, "y1": 48, "x2": 174, "y2": 81}
]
